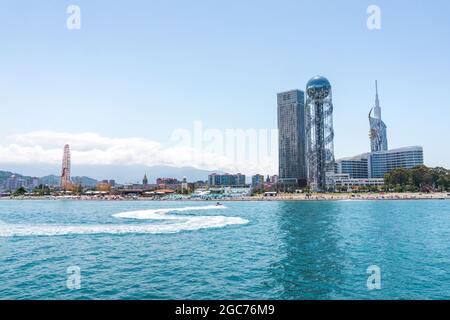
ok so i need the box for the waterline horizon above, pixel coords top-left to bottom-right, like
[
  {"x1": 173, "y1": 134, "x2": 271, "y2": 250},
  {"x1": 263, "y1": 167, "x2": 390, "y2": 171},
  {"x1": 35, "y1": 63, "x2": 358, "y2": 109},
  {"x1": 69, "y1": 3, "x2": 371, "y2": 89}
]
[{"x1": 1, "y1": 191, "x2": 449, "y2": 202}]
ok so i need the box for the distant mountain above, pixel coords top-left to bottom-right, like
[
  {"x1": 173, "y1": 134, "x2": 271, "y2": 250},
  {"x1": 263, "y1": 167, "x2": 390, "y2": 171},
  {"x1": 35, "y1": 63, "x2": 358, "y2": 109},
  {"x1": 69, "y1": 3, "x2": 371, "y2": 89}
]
[
  {"x1": 0, "y1": 170, "x2": 28, "y2": 184},
  {"x1": 0, "y1": 165, "x2": 220, "y2": 184},
  {"x1": 38, "y1": 175, "x2": 60, "y2": 186},
  {"x1": 36, "y1": 175, "x2": 98, "y2": 187},
  {"x1": 0, "y1": 170, "x2": 98, "y2": 189},
  {"x1": 0, "y1": 170, "x2": 16, "y2": 181},
  {"x1": 71, "y1": 176, "x2": 98, "y2": 187},
  {"x1": 0, "y1": 170, "x2": 37, "y2": 190},
  {"x1": 62, "y1": 165, "x2": 217, "y2": 184}
]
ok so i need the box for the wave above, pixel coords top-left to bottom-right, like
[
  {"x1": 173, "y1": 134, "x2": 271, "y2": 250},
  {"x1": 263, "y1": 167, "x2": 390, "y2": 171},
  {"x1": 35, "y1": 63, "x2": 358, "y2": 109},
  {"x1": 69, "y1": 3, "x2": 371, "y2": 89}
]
[{"x1": 0, "y1": 205, "x2": 248, "y2": 237}]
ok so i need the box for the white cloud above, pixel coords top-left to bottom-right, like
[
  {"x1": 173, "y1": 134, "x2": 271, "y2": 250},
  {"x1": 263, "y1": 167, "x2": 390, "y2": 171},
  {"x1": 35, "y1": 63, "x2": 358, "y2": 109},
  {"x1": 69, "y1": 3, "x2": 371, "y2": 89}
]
[{"x1": 0, "y1": 131, "x2": 277, "y2": 175}]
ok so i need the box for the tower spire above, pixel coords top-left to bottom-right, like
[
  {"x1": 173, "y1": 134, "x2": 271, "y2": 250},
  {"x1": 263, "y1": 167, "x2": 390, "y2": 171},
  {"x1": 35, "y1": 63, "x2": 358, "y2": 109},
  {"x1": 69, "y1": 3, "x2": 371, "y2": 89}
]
[
  {"x1": 374, "y1": 80, "x2": 381, "y2": 119},
  {"x1": 143, "y1": 173, "x2": 148, "y2": 186}
]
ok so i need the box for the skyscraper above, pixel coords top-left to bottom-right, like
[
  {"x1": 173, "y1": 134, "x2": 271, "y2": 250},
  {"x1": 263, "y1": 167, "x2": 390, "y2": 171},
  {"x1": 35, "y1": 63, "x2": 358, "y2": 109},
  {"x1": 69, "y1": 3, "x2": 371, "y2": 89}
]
[
  {"x1": 277, "y1": 89, "x2": 307, "y2": 188},
  {"x1": 61, "y1": 144, "x2": 71, "y2": 189},
  {"x1": 369, "y1": 80, "x2": 388, "y2": 152},
  {"x1": 305, "y1": 76, "x2": 335, "y2": 192}
]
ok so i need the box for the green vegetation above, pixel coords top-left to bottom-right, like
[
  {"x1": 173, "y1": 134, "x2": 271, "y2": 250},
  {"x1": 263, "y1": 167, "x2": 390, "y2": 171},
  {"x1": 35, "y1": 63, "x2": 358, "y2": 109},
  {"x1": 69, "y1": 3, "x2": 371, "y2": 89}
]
[
  {"x1": 13, "y1": 187, "x2": 27, "y2": 196},
  {"x1": 384, "y1": 165, "x2": 450, "y2": 192},
  {"x1": 33, "y1": 184, "x2": 52, "y2": 196}
]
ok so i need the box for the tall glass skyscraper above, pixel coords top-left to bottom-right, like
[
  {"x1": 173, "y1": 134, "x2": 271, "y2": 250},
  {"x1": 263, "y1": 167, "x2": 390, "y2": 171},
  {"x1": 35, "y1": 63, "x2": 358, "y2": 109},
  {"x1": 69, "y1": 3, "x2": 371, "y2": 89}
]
[
  {"x1": 277, "y1": 90, "x2": 307, "y2": 188},
  {"x1": 305, "y1": 76, "x2": 335, "y2": 192},
  {"x1": 369, "y1": 81, "x2": 388, "y2": 152}
]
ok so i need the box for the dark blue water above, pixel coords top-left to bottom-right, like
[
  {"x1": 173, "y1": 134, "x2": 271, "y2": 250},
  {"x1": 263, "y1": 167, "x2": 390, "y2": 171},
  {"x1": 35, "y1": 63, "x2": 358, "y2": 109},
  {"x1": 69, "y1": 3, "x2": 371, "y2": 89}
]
[{"x1": 0, "y1": 200, "x2": 449, "y2": 299}]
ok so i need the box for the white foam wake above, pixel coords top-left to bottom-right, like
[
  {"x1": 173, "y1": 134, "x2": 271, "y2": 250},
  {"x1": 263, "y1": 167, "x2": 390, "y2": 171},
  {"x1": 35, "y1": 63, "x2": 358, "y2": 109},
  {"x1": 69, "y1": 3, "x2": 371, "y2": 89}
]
[
  {"x1": 0, "y1": 205, "x2": 248, "y2": 237},
  {"x1": 113, "y1": 204, "x2": 227, "y2": 220}
]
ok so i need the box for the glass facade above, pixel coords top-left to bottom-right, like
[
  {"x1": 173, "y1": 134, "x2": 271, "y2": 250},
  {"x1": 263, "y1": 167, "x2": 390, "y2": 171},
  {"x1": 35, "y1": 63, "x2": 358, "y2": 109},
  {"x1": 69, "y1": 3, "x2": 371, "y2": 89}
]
[
  {"x1": 369, "y1": 81, "x2": 388, "y2": 152},
  {"x1": 369, "y1": 115, "x2": 388, "y2": 152},
  {"x1": 337, "y1": 154, "x2": 369, "y2": 179},
  {"x1": 251, "y1": 174, "x2": 265, "y2": 189},
  {"x1": 369, "y1": 146, "x2": 424, "y2": 178},
  {"x1": 208, "y1": 173, "x2": 246, "y2": 187},
  {"x1": 277, "y1": 90, "x2": 307, "y2": 187}
]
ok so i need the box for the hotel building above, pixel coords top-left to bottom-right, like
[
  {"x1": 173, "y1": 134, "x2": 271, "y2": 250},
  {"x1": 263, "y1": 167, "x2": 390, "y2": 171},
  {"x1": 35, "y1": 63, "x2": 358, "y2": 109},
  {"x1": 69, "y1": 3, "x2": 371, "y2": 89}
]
[
  {"x1": 208, "y1": 173, "x2": 246, "y2": 187},
  {"x1": 336, "y1": 153, "x2": 370, "y2": 179},
  {"x1": 369, "y1": 146, "x2": 424, "y2": 178}
]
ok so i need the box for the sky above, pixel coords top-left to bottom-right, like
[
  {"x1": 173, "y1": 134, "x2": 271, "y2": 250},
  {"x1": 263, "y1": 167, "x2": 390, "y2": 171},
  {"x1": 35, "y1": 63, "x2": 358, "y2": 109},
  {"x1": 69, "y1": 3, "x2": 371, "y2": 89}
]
[{"x1": 0, "y1": 0, "x2": 449, "y2": 177}]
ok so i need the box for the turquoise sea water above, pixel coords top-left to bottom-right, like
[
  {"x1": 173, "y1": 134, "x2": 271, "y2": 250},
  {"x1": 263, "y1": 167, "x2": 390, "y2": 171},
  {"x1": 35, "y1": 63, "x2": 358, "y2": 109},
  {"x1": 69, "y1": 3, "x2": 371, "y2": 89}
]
[{"x1": 0, "y1": 200, "x2": 449, "y2": 300}]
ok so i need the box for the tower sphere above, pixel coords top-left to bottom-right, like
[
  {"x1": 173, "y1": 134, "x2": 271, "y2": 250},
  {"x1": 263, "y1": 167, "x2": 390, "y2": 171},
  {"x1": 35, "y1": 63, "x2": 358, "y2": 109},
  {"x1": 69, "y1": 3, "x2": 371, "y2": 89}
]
[{"x1": 306, "y1": 76, "x2": 331, "y2": 99}]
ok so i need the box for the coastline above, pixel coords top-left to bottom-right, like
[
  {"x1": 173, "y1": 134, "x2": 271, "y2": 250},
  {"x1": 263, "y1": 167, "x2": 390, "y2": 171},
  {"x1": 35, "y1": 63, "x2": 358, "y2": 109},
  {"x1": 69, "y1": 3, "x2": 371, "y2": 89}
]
[{"x1": 1, "y1": 192, "x2": 449, "y2": 201}]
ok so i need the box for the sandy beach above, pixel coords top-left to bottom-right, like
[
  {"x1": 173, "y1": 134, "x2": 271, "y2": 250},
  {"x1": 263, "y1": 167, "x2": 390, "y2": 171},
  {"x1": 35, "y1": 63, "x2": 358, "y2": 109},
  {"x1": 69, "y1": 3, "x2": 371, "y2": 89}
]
[
  {"x1": 1, "y1": 192, "x2": 449, "y2": 201},
  {"x1": 244, "y1": 192, "x2": 450, "y2": 201}
]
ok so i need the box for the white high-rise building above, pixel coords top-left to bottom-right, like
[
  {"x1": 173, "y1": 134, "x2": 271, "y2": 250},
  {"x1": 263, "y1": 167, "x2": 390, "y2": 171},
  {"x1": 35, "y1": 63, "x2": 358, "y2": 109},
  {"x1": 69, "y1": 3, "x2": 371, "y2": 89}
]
[{"x1": 369, "y1": 81, "x2": 388, "y2": 152}]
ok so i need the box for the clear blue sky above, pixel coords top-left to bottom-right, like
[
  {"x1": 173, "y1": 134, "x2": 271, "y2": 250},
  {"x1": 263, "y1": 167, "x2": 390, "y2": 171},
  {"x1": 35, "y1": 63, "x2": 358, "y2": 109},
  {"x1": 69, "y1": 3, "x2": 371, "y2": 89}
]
[{"x1": 0, "y1": 0, "x2": 449, "y2": 169}]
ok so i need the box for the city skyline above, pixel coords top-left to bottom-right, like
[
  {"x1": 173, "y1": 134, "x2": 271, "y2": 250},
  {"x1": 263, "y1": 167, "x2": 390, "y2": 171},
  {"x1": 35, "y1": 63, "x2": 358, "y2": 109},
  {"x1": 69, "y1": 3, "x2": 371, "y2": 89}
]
[
  {"x1": 0, "y1": 71, "x2": 440, "y2": 179},
  {"x1": 1, "y1": 1, "x2": 449, "y2": 175}
]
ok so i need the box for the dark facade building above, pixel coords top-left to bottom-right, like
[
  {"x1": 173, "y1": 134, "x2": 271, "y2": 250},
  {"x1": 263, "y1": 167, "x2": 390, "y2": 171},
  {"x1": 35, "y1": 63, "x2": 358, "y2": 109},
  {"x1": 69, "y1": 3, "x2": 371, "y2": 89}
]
[
  {"x1": 142, "y1": 174, "x2": 148, "y2": 186},
  {"x1": 277, "y1": 89, "x2": 307, "y2": 188},
  {"x1": 156, "y1": 178, "x2": 179, "y2": 185}
]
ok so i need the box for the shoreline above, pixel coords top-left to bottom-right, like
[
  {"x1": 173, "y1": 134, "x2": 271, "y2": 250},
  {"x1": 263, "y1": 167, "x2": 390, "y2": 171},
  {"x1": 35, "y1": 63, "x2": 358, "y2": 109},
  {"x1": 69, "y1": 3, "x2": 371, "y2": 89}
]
[{"x1": 1, "y1": 192, "x2": 449, "y2": 201}]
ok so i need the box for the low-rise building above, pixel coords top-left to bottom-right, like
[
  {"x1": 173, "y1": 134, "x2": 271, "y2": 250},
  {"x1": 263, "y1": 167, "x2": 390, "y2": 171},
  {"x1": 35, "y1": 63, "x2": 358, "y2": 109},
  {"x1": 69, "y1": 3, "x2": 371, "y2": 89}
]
[{"x1": 328, "y1": 173, "x2": 384, "y2": 190}]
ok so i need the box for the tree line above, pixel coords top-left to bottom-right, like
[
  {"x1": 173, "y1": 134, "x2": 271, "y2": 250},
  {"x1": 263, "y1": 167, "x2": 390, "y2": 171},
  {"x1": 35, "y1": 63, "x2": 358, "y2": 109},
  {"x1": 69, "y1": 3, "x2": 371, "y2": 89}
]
[{"x1": 384, "y1": 165, "x2": 450, "y2": 192}]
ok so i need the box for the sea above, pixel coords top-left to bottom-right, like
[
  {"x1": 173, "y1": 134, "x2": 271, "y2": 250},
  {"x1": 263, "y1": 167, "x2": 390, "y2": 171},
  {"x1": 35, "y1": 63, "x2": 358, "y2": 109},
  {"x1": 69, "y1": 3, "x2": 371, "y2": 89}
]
[{"x1": 0, "y1": 199, "x2": 449, "y2": 299}]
